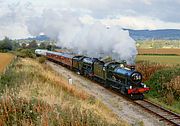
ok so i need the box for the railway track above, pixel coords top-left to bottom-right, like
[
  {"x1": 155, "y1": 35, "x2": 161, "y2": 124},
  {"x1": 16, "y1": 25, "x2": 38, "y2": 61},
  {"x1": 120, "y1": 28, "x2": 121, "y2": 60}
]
[
  {"x1": 91, "y1": 76, "x2": 180, "y2": 126},
  {"x1": 49, "y1": 61, "x2": 180, "y2": 126},
  {"x1": 109, "y1": 87, "x2": 180, "y2": 126},
  {"x1": 88, "y1": 80, "x2": 180, "y2": 126},
  {"x1": 135, "y1": 100, "x2": 180, "y2": 126},
  {"x1": 89, "y1": 79, "x2": 180, "y2": 126}
]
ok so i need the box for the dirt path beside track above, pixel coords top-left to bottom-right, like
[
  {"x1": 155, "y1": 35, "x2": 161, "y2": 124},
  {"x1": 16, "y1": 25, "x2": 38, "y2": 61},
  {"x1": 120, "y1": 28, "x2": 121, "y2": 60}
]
[{"x1": 47, "y1": 61, "x2": 166, "y2": 126}]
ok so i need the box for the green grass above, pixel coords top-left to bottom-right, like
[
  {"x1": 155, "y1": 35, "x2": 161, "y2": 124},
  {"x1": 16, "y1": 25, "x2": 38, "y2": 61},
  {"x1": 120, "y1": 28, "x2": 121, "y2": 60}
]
[
  {"x1": 136, "y1": 55, "x2": 180, "y2": 65},
  {"x1": 146, "y1": 97, "x2": 180, "y2": 114}
]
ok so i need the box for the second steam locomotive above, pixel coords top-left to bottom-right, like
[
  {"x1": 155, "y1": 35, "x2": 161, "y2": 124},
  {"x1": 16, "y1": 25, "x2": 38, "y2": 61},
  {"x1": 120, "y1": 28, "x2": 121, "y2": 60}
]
[{"x1": 35, "y1": 49, "x2": 150, "y2": 100}]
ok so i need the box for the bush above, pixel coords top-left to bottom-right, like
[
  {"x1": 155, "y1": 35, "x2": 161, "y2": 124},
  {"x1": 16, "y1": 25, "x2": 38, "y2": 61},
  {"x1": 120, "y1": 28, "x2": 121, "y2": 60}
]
[
  {"x1": 136, "y1": 61, "x2": 166, "y2": 82},
  {"x1": 16, "y1": 49, "x2": 36, "y2": 58},
  {"x1": 38, "y1": 56, "x2": 46, "y2": 64},
  {"x1": 146, "y1": 67, "x2": 180, "y2": 100}
]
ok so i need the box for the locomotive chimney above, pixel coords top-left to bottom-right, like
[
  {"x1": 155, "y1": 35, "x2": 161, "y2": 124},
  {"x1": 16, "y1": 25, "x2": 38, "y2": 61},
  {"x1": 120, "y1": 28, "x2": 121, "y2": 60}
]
[{"x1": 130, "y1": 65, "x2": 135, "y2": 70}]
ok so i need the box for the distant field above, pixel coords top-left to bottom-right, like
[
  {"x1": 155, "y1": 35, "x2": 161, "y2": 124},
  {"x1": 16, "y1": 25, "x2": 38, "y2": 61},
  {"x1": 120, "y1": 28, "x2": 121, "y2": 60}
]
[
  {"x1": 136, "y1": 55, "x2": 180, "y2": 65},
  {"x1": 136, "y1": 40, "x2": 180, "y2": 49},
  {"x1": 138, "y1": 48, "x2": 180, "y2": 55},
  {"x1": 0, "y1": 53, "x2": 14, "y2": 73}
]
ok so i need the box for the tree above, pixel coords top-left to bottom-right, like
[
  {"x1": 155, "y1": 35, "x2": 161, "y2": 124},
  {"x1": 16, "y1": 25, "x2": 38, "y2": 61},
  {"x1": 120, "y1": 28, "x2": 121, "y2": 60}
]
[
  {"x1": 22, "y1": 43, "x2": 27, "y2": 49},
  {"x1": 12, "y1": 41, "x2": 20, "y2": 50},
  {"x1": 47, "y1": 45, "x2": 53, "y2": 51},
  {"x1": 0, "y1": 37, "x2": 13, "y2": 52},
  {"x1": 28, "y1": 40, "x2": 38, "y2": 49},
  {"x1": 39, "y1": 42, "x2": 46, "y2": 49}
]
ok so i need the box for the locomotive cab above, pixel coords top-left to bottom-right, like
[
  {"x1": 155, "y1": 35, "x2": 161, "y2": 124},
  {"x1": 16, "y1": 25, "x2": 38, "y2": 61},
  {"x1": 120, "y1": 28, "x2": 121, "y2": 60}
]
[
  {"x1": 72, "y1": 55, "x2": 85, "y2": 73},
  {"x1": 81, "y1": 57, "x2": 97, "y2": 77}
]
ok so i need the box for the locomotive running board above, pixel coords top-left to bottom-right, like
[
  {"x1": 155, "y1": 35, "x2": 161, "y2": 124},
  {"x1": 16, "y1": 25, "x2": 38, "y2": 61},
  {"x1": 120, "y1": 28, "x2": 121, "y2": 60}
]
[{"x1": 111, "y1": 85, "x2": 120, "y2": 90}]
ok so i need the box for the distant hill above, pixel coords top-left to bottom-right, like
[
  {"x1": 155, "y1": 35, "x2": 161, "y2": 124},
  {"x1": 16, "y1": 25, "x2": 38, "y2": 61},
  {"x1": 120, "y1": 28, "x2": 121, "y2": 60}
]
[
  {"x1": 19, "y1": 29, "x2": 180, "y2": 41},
  {"x1": 19, "y1": 35, "x2": 50, "y2": 41},
  {"x1": 27, "y1": 35, "x2": 50, "y2": 41},
  {"x1": 127, "y1": 29, "x2": 180, "y2": 40}
]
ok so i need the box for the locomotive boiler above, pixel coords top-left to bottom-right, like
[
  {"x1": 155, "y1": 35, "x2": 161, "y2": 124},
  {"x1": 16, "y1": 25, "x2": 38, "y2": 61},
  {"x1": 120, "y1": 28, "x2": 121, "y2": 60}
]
[{"x1": 93, "y1": 60, "x2": 149, "y2": 99}]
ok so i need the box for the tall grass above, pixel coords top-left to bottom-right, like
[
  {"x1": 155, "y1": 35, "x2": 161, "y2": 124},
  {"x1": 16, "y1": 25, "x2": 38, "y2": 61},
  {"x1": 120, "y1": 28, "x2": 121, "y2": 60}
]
[
  {"x1": 0, "y1": 94, "x2": 118, "y2": 126},
  {"x1": 0, "y1": 58, "x2": 127, "y2": 126},
  {"x1": 136, "y1": 61, "x2": 180, "y2": 113},
  {"x1": 146, "y1": 67, "x2": 180, "y2": 101},
  {"x1": 136, "y1": 61, "x2": 166, "y2": 82}
]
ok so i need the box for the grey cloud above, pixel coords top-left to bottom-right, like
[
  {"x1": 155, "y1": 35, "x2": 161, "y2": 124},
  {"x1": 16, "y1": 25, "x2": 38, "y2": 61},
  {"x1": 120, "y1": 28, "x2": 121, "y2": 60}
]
[
  {"x1": 48, "y1": 0, "x2": 180, "y2": 23},
  {"x1": 1, "y1": 0, "x2": 180, "y2": 39},
  {"x1": 7, "y1": 0, "x2": 180, "y2": 23}
]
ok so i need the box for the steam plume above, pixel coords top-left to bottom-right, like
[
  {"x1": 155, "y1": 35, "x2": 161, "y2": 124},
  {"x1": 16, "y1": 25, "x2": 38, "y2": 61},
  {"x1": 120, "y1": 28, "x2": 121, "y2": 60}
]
[{"x1": 26, "y1": 10, "x2": 137, "y2": 64}]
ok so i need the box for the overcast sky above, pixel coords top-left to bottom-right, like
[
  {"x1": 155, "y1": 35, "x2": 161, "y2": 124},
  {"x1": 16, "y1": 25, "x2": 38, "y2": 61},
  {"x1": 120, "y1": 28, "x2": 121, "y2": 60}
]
[{"x1": 1, "y1": 0, "x2": 180, "y2": 39}]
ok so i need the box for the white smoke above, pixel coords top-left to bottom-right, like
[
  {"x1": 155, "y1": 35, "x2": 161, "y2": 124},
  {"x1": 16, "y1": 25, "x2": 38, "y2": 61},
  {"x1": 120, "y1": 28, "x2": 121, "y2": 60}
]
[
  {"x1": 26, "y1": 9, "x2": 82, "y2": 41},
  {"x1": 58, "y1": 23, "x2": 137, "y2": 64},
  {"x1": 26, "y1": 9, "x2": 137, "y2": 64},
  {"x1": 0, "y1": 0, "x2": 137, "y2": 64}
]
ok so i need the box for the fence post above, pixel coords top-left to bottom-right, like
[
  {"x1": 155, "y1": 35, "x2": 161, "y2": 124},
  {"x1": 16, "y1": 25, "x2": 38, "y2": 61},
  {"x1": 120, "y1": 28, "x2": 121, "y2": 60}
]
[{"x1": 68, "y1": 75, "x2": 73, "y2": 85}]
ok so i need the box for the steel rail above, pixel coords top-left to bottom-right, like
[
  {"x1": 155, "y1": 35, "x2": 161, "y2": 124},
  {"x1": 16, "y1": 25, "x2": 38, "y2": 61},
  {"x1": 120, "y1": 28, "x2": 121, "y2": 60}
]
[{"x1": 134, "y1": 100, "x2": 180, "y2": 126}]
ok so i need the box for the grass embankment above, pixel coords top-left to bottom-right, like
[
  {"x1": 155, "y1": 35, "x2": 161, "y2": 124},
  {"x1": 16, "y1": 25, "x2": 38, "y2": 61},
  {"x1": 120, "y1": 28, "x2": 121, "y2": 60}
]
[
  {"x1": 0, "y1": 53, "x2": 14, "y2": 73},
  {"x1": 136, "y1": 61, "x2": 180, "y2": 114},
  {"x1": 0, "y1": 58, "x2": 127, "y2": 126}
]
